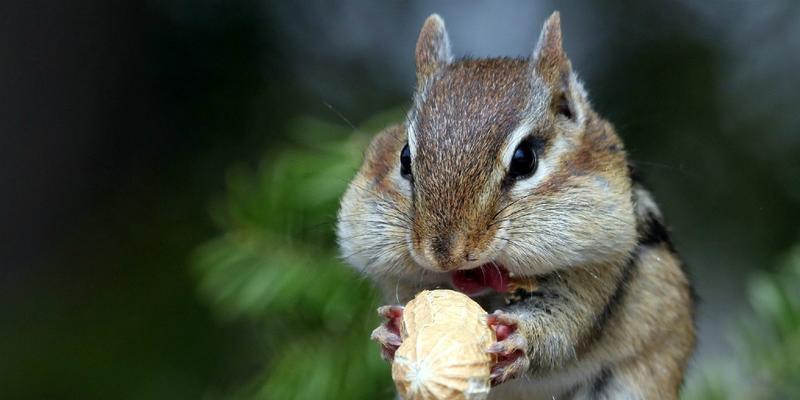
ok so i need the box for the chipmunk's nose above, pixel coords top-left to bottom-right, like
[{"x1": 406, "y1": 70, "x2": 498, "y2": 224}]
[{"x1": 422, "y1": 233, "x2": 468, "y2": 272}]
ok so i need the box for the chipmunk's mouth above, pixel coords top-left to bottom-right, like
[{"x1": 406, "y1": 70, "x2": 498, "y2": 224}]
[{"x1": 450, "y1": 262, "x2": 510, "y2": 296}]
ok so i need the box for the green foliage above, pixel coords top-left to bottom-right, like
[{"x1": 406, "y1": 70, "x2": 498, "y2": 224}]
[
  {"x1": 192, "y1": 110, "x2": 404, "y2": 399},
  {"x1": 684, "y1": 244, "x2": 800, "y2": 400},
  {"x1": 739, "y1": 245, "x2": 800, "y2": 399}
]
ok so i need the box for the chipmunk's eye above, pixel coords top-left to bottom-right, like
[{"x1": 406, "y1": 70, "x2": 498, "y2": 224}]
[
  {"x1": 508, "y1": 139, "x2": 537, "y2": 180},
  {"x1": 400, "y1": 143, "x2": 412, "y2": 179}
]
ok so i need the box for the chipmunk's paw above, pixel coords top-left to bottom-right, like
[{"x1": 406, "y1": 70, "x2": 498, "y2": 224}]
[
  {"x1": 370, "y1": 305, "x2": 404, "y2": 361},
  {"x1": 487, "y1": 310, "x2": 530, "y2": 386}
]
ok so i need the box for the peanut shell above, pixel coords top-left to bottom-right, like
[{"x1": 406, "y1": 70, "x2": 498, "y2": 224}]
[{"x1": 391, "y1": 290, "x2": 495, "y2": 400}]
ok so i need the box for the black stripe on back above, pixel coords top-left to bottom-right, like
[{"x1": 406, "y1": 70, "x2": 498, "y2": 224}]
[
  {"x1": 578, "y1": 249, "x2": 639, "y2": 352},
  {"x1": 638, "y1": 211, "x2": 676, "y2": 251},
  {"x1": 594, "y1": 252, "x2": 637, "y2": 334}
]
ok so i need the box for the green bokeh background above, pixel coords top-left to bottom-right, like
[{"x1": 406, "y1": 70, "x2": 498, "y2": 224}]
[{"x1": 2, "y1": 1, "x2": 798, "y2": 399}]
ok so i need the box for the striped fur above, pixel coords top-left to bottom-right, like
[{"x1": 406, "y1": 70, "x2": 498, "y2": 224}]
[{"x1": 337, "y1": 12, "x2": 695, "y2": 399}]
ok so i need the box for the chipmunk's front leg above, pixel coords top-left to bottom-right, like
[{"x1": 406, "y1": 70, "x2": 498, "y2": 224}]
[
  {"x1": 487, "y1": 310, "x2": 530, "y2": 385},
  {"x1": 371, "y1": 278, "x2": 441, "y2": 361},
  {"x1": 487, "y1": 264, "x2": 627, "y2": 386},
  {"x1": 371, "y1": 305, "x2": 404, "y2": 361}
]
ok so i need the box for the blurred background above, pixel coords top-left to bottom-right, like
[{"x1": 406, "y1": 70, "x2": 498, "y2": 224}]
[{"x1": 2, "y1": 1, "x2": 799, "y2": 399}]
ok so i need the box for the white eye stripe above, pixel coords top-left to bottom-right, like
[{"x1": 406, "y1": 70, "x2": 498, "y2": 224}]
[
  {"x1": 500, "y1": 76, "x2": 552, "y2": 169},
  {"x1": 500, "y1": 112, "x2": 574, "y2": 194},
  {"x1": 407, "y1": 121, "x2": 417, "y2": 156},
  {"x1": 500, "y1": 120, "x2": 535, "y2": 168},
  {"x1": 406, "y1": 78, "x2": 435, "y2": 157},
  {"x1": 509, "y1": 133, "x2": 569, "y2": 195}
]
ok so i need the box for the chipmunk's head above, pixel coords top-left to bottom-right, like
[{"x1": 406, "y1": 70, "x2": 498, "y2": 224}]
[{"x1": 338, "y1": 12, "x2": 637, "y2": 282}]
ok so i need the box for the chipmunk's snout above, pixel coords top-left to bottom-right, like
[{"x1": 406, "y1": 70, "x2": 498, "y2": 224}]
[
  {"x1": 413, "y1": 228, "x2": 497, "y2": 272},
  {"x1": 423, "y1": 234, "x2": 464, "y2": 272}
]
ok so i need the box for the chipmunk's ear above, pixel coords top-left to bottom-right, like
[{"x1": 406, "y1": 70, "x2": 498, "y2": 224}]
[
  {"x1": 532, "y1": 12, "x2": 584, "y2": 121},
  {"x1": 532, "y1": 12, "x2": 570, "y2": 86},
  {"x1": 416, "y1": 14, "x2": 452, "y2": 88}
]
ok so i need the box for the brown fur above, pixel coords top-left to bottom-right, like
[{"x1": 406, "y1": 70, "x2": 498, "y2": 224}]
[
  {"x1": 412, "y1": 59, "x2": 530, "y2": 270},
  {"x1": 337, "y1": 11, "x2": 695, "y2": 399}
]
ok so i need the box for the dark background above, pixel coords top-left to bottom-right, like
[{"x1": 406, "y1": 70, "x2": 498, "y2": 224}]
[{"x1": 2, "y1": 1, "x2": 798, "y2": 399}]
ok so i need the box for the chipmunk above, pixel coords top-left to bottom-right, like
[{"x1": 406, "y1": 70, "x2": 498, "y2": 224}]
[{"x1": 337, "y1": 12, "x2": 696, "y2": 400}]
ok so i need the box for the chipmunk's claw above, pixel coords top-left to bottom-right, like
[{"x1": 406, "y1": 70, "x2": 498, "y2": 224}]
[
  {"x1": 371, "y1": 305, "x2": 404, "y2": 361},
  {"x1": 487, "y1": 310, "x2": 530, "y2": 386}
]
